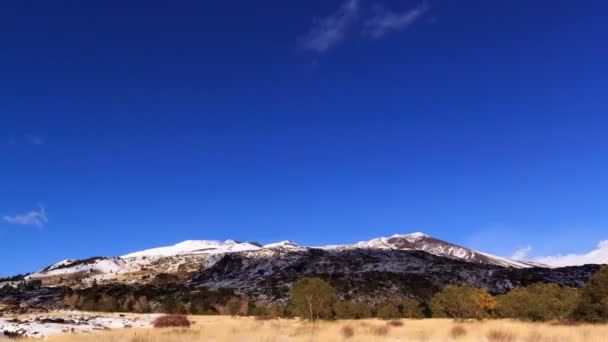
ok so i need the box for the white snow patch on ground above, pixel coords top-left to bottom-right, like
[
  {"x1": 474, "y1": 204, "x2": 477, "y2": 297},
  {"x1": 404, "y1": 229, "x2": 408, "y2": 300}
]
[{"x1": 0, "y1": 311, "x2": 159, "y2": 338}]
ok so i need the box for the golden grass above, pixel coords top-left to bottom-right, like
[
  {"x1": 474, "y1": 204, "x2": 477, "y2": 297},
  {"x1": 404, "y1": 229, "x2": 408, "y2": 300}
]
[{"x1": 25, "y1": 316, "x2": 608, "y2": 342}]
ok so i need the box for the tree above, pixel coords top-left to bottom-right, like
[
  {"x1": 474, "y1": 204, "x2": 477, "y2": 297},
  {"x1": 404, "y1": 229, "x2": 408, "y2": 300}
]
[
  {"x1": 225, "y1": 297, "x2": 243, "y2": 317},
  {"x1": 401, "y1": 298, "x2": 425, "y2": 319},
  {"x1": 495, "y1": 283, "x2": 579, "y2": 321},
  {"x1": 429, "y1": 284, "x2": 495, "y2": 320},
  {"x1": 574, "y1": 266, "x2": 608, "y2": 322},
  {"x1": 376, "y1": 303, "x2": 400, "y2": 320},
  {"x1": 289, "y1": 277, "x2": 336, "y2": 320},
  {"x1": 268, "y1": 303, "x2": 286, "y2": 318},
  {"x1": 334, "y1": 300, "x2": 371, "y2": 319}
]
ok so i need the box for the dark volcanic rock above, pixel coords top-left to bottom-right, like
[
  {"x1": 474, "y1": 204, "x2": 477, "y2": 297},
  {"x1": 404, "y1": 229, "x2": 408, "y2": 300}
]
[{"x1": 187, "y1": 248, "x2": 600, "y2": 303}]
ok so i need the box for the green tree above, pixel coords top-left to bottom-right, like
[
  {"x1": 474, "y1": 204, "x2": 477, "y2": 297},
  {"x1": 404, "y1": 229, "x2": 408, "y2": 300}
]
[
  {"x1": 429, "y1": 284, "x2": 495, "y2": 320},
  {"x1": 574, "y1": 266, "x2": 608, "y2": 322},
  {"x1": 268, "y1": 303, "x2": 286, "y2": 318},
  {"x1": 401, "y1": 298, "x2": 425, "y2": 319},
  {"x1": 334, "y1": 300, "x2": 371, "y2": 319},
  {"x1": 289, "y1": 277, "x2": 336, "y2": 320},
  {"x1": 376, "y1": 303, "x2": 401, "y2": 320},
  {"x1": 495, "y1": 283, "x2": 579, "y2": 321}
]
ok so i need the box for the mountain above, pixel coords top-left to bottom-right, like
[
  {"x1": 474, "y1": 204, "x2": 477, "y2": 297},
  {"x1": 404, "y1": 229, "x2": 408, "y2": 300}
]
[
  {"x1": 22, "y1": 232, "x2": 537, "y2": 287},
  {"x1": 1, "y1": 232, "x2": 601, "y2": 308}
]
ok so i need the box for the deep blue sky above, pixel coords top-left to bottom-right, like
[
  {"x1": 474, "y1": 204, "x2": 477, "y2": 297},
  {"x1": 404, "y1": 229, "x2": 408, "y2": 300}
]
[{"x1": 1, "y1": 0, "x2": 607, "y2": 276}]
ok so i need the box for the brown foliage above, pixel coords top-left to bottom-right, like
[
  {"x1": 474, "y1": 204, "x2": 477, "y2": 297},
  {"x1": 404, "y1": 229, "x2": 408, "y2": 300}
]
[
  {"x1": 341, "y1": 325, "x2": 354, "y2": 339},
  {"x1": 487, "y1": 329, "x2": 516, "y2": 342},
  {"x1": 371, "y1": 325, "x2": 389, "y2": 336},
  {"x1": 450, "y1": 325, "x2": 467, "y2": 338},
  {"x1": 387, "y1": 320, "x2": 403, "y2": 327},
  {"x1": 153, "y1": 315, "x2": 191, "y2": 328}
]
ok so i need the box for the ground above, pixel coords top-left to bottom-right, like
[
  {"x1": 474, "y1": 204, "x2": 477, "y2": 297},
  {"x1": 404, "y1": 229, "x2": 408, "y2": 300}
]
[{"x1": 3, "y1": 314, "x2": 607, "y2": 342}]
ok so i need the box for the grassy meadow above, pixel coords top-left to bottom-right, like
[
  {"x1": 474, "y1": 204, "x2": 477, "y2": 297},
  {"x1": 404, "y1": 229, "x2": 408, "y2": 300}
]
[{"x1": 27, "y1": 315, "x2": 608, "y2": 342}]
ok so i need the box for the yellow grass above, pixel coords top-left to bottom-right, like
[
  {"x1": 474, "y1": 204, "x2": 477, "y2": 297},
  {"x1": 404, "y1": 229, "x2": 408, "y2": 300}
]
[{"x1": 27, "y1": 316, "x2": 608, "y2": 342}]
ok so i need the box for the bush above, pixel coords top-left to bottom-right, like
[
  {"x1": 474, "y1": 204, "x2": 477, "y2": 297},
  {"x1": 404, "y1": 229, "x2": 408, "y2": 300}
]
[
  {"x1": 268, "y1": 303, "x2": 285, "y2": 318},
  {"x1": 450, "y1": 325, "x2": 467, "y2": 338},
  {"x1": 371, "y1": 325, "x2": 389, "y2": 336},
  {"x1": 376, "y1": 303, "x2": 400, "y2": 320},
  {"x1": 289, "y1": 277, "x2": 336, "y2": 320},
  {"x1": 341, "y1": 325, "x2": 354, "y2": 338},
  {"x1": 387, "y1": 320, "x2": 403, "y2": 327},
  {"x1": 574, "y1": 266, "x2": 608, "y2": 322},
  {"x1": 487, "y1": 329, "x2": 516, "y2": 342},
  {"x1": 495, "y1": 283, "x2": 579, "y2": 321},
  {"x1": 429, "y1": 284, "x2": 495, "y2": 319},
  {"x1": 153, "y1": 315, "x2": 190, "y2": 328},
  {"x1": 334, "y1": 300, "x2": 371, "y2": 319},
  {"x1": 401, "y1": 298, "x2": 425, "y2": 319}
]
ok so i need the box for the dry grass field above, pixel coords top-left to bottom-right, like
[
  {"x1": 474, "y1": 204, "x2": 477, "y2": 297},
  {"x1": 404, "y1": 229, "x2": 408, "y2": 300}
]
[{"x1": 24, "y1": 316, "x2": 608, "y2": 342}]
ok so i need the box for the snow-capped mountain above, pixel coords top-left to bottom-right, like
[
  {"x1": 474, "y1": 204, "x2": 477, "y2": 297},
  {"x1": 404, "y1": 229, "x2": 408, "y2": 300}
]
[
  {"x1": 23, "y1": 232, "x2": 542, "y2": 288},
  {"x1": 345, "y1": 232, "x2": 535, "y2": 268},
  {"x1": 122, "y1": 239, "x2": 262, "y2": 257}
]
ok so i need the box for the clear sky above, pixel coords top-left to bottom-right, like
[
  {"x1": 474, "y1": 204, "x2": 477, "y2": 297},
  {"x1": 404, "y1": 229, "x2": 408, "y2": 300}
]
[{"x1": 1, "y1": 0, "x2": 607, "y2": 276}]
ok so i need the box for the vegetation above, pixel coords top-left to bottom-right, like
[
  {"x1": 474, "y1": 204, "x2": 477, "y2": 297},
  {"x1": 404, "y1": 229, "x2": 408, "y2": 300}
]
[
  {"x1": 152, "y1": 315, "x2": 191, "y2": 328},
  {"x1": 333, "y1": 300, "x2": 371, "y2": 319},
  {"x1": 376, "y1": 303, "x2": 401, "y2": 320},
  {"x1": 495, "y1": 282, "x2": 579, "y2": 321},
  {"x1": 400, "y1": 298, "x2": 425, "y2": 319},
  {"x1": 429, "y1": 284, "x2": 495, "y2": 319},
  {"x1": 15, "y1": 315, "x2": 608, "y2": 342},
  {"x1": 573, "y1": 266, "x2": 608, "y2": 322},
  {"x1": 289, "y1": 277, "x2": 336, "y2": 321}
]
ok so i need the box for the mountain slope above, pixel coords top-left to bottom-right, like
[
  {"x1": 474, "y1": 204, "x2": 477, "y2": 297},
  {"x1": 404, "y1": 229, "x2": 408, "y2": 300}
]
[{"x1": 22, "y1": 232, "x2": 542, "y2": 288}]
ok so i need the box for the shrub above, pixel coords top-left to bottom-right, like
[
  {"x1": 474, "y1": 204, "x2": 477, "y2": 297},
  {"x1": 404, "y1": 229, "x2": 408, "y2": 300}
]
[
  {"x1": 487, "y1": 329, "x2": 516, "y2": 342},
  {"x1": 334, "y1": 300, "x2": 371, "y2": 319},
  {"x1": 268, "y1": 303, "x2": 285, "y2": 318},
  {"x1": 401, "y1": 298, "x2": 425, "y2": 319},
  {"x1": 450, "y1": 325, "x2": 467, "y2": 338},
  {"x1": 371, "y1": 325, "x2": 389, "y2": 336},
  {"x1": 429, "y1": 284, "x2": 495, "y2": 319},
  {"x1": 495, "y1": 283, "x2": 579, "y2": 321},
  {"x1": 153, "y1": 315, "x2": 190, "y2": 328},
  {"x1": 376, "y1": 303, "x2": 400, "y2": 320},
  {"x1": 289, "y1": 277, "x2": 336, "y2": 320},
  {"x1": 387, "y1": 320, "x2": 403, "y2": 327},
  {"x1": 341, "y1": 325, "x2": 354, "y2": 339},
  {"x1": 574, "y1": 266, "x2": 608, "y2": 322}
]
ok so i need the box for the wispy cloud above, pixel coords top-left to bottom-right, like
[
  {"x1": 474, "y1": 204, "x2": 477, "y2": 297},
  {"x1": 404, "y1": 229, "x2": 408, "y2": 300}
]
[
  {"x1": 3, "y1": 206, "x2": 48, "y2": 227},
  {"x1": 25, "y1": 134, "x2": 45, "y2": 145},
  {"x1": 300, "y1": 0, "x2": 360, "y2": 52},
  {"x1": 363, "y1": 1, "x2": 430, "y2": 39},
  {"x1": 510, "y1": 245, "x2": 532, "y2": 260},
  {"x1": 532, "y1": 240, "x2": 608, "y2": 267}
]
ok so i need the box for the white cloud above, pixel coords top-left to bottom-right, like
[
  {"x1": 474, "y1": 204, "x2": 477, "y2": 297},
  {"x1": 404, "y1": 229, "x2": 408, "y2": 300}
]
[
  {"x1": 301, "y1": 0, "x2": 360, "y2": 52},
  {"x1": 364, "y1": 1, "x2": 430, "y2": 39},
  {"x1": 533, "y1": 240, "x2": 608, "y2": 267},
  {"x1": 510, "y1": 245, "x2": 532, "y2": 260},
  {"x1": 3, "y1": 207, "x2": 48, "y2": 227}
]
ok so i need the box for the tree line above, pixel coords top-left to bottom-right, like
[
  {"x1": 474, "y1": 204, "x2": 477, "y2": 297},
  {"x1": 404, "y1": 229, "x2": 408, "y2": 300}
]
[{"x1": 288, "y1": 266, "x2": 608, "y2": 322}]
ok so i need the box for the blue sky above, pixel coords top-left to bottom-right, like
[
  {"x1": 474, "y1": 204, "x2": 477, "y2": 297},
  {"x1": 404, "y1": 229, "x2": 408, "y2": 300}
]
[{"x1": 1, "y1": 0, "x2": 607, "y2": 276}]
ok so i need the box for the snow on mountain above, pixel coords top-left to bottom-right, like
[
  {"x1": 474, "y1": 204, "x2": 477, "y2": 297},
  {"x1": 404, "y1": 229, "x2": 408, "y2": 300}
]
[
  {"x1": 122, "y1": 239, "x2": 261, "y2": 257},
  {"x1": 27, "y1": 257, "x2": 126, "y2": 280},
  {"x1": 263, "y1": 241, "x2": 300, "y2": 249},
  {"x1": 25, "y1": 232, "x2": 540, "y2": 287},
  {"x1": 338, "y1": 232, "x2": 533, "y2": 268}
]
